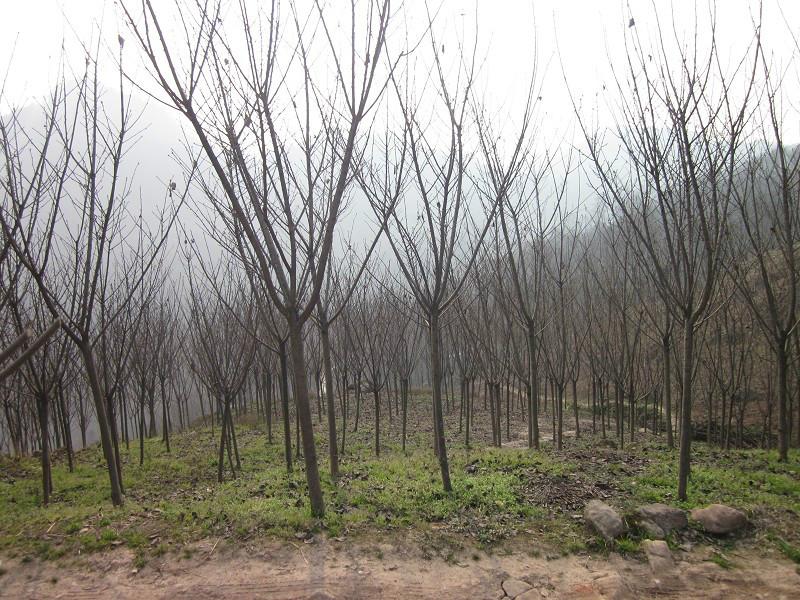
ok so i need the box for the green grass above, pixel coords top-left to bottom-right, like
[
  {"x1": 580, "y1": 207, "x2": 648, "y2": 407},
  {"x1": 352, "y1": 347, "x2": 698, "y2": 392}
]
[
  {"x1": 709, "y1": 551, "x2": 735, "y2": 569},
  {"x1": 1, "y1": 412, "x2": 798, "y2": 567},
  {"x1": 774, "y1": 537, "x2": 800, "y2": 564}
]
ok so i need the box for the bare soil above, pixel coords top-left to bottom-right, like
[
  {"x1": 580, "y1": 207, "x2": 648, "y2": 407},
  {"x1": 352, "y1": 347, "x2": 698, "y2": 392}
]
[{"x1": 1, "y1": 534, "x2": 798, "y2": 599}]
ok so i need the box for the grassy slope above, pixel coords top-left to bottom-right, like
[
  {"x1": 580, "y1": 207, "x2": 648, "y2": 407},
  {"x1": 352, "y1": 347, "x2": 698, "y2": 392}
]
[{"x1": 1, "y1": 399, "x2": 798, "y2": 569}]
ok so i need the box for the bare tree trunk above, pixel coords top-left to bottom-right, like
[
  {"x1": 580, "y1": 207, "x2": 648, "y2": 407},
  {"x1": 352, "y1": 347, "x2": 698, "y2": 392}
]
[
  {"x1": 354, "y1": 371, "x2": 362, "y2": 432},
  {"x1": 160, "y1": 378, "x2": 170, "y2": 453},
  {"x1": 288, "y1": 314, "x2": 325, "y2": 517},
  {"x1": 37, "y1": 393, "x2": 52, "y2": 505},
  {"x1": 777, "y1": 340, "x2": 789, "y2": 462},
  {"x1": 340, "y1": 372, "x2": 348, "y2": 455},
  {"x1": 374, "y1": 388, "x2": 381, "y2": 457},
  {"x1": 663, "y1": 336, "x2": 673, "y2": 448},
  {"x1": 678, "y1": 319, "x2": 695, "y2": 501},
  {"x1": 279, "y1": 339, "x2": 292, "y2": 474},
  {"x1": 401, "y1": 377, "x2": 408, "y2": 453},
  {"x1": 265, "y1": 372, "x2": 273, "y2": 444},
  {"x1": 320, "y1": 323, "x2": 339, "y2": 477},
  {"x1": 429, "y1": 313, "x2": 452, "y2": 492},
  {"x1": 81, "y1": 342, "x2": 124, "y2": 506},
  {"x1": 58, "y1": 384, "x2": 74, "y2": 472},
  {"x1": 217, "y1": 398, "x2": 230, "y2": 483},
  {"x1": 572, "y1": 378, "x2": 580, "y2": 439}
]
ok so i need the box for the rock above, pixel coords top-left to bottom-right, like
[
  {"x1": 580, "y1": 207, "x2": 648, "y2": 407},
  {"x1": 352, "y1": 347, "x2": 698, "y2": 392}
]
[
  {"x1": 516, "y1": 590, "x2": 543, "y2": 600},
  {"x1": 502, "y1": 578, "x2": 533, "y2": 598},
  {"x1": 639, "y1": 519, "x2": 665, "y2": 539},
  {"x1": 636, "y1": 504, "x2": 688, "y2": 535},
  {"x1": 584, "y1": 500, "x2": 626, "y2": 541},
  {"x1": 642, "y1": 540, "x2": 675, "y2": 573},
  {"x1": 690, "y1": 504, "x2": 747, "y2": 535},
  {"x1": 592, "y1": 571, "x2": 632, "y2": 599}
]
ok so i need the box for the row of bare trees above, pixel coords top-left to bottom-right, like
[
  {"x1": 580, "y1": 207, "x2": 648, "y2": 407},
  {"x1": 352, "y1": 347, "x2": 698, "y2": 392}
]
[{"x1": 1, "y1": 1, "x2": 798, "y2": 514}]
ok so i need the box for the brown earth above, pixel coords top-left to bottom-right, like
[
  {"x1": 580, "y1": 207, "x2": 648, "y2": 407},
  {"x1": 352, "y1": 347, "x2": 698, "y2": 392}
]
[{"x1": 1, "y1": 535, "x2": 798, "y2": 599}]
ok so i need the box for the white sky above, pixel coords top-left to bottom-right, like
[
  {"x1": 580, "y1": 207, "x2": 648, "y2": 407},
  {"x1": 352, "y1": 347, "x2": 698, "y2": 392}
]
[
  {"x1": 1, "y1": 0, "x2": 799, "y2": 240},
  {"x1": 3, "y1": 0, "x2": 799, "y2": 144},
  {"x1": 3, "y1": 1, "x2": 798, "y2": 113}
]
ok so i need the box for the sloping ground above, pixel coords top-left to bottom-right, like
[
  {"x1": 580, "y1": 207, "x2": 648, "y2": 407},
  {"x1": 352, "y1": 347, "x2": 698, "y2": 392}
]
[{"x1": 1, "y1": 536, "x2": 798, "y2": 599}]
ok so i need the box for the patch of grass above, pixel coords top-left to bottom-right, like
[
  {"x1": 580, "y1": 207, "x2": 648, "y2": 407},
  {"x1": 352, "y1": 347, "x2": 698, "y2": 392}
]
[
  {"x1": 709, "y1": 551, "x2": 735, "y2": 569},
  {"x1": 615, "y1": 538, "x2": 640, "y2": 555},
  {"x1": 775, "y1": 538, "x2": 800, "y2": 564},
  {"x1": 121, "y1": 530, "x2": 147, "y2": 549},
  {"x1": 1, "y1": 408, "x2": 798, "y2": 568}
]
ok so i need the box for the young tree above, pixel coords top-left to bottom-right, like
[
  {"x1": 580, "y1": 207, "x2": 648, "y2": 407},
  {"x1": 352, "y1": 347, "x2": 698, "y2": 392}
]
[
  {"x1": 123, "y1": 0, "x2": 394, "y2": 517},
  {"x1": 0, "y1": 45, "x2": 188, "y2": 505},
  {"x1": 728, "y1": 53, "x2": 800, "y2": 460},
  {"x1": 575, "y1": 10, "x2": 760, "y2": 499}
]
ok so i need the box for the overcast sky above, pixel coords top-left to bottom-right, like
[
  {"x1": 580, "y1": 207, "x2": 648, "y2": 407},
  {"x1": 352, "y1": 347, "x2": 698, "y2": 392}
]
[
  {"x1": 2, "y1": 0, "x2": 799, "y2": 246},
  {"x1": 3, "y1": 0, "x2": 798, "y2": 150}
]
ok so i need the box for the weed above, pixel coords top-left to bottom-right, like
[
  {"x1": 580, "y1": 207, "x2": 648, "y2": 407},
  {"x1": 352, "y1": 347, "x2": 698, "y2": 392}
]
[
  {"x1": 615, "y1": 538, "x2": 640, "y2": 554},
  {"x1": 709, "y1": 551, "x2": 734, "y2": 569},
  {"x1": 0, "y1": 416, "x2": 797, "y2": 566},
  {"x1": 775, "y1": 538, "x2": 800, "y2": 564}
]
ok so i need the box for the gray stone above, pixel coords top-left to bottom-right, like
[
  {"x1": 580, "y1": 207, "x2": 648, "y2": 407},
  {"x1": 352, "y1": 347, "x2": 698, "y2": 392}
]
[
  {"x1": 639, "y1": 519, "x2": 666, "y2": 539},
  {"x1": 642, "y1": 540, "x2": 675, "y2": 573},
  {"x1": 584, "y1": 500, "x2": 626, "y2": 541},
  {"x1": 592, "y1": 571, "x2": 632, "y2": 599},
  {"x1": 636, "y1": 503, "x2": 688, "y2": 534},
  {"x1": 690, "y1": 504, "x2": 747, "y2": 535},
  {"x1": 502, "y1": 578, "x2": 533, "y2": 598},
  {"x1": 516, "y1": 590, "x2": 543, "y2": 600}
]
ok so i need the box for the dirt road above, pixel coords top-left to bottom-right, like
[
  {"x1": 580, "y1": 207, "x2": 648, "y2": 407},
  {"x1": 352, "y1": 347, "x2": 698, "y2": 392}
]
[{"x1": 1, "y1": 535, "x2": 798, "y2": 599}]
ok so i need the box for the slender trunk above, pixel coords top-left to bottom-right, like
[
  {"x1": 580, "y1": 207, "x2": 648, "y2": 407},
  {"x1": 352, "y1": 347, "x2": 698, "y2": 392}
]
[
  {"x1": 121, "y1": 385, "x2": 130, "y2": 450},
  {"x1": 217, "y1": 397, "x2": 229, "y2": 483},
  {"x1": 776, "y1": 340, "x2": 789, "y2": 461},
  {"x1": 664, "y1": 336, "x2": 673, "y2": 448},
  {"x1": 37, "y1": 392, "x2": 51, "y2": 505},
  {"x1": 401, "y1": 377, "x2": 408, "y2": 453},
  {"x1": 229, "y1": 402, "x2": 241, "y2": 470},
  {"x1": 354, "y1": 371, "x2": 362, "y2": 432},
  {"x1": 528, "y1": 327, "x2": 539, "y2": 449},
  {"x1": 556, "y1": 384, "x2": 563, "y2": 451},
  {"x1": 505, "y1": 380, "x2": 510, "y2": 441},
  {"x1": 279, "y1": 339, "x2": 292, "y2": 473},
  {"x1": 374, "y1": 387, "x2": 381, "y2": 456},
  {"x1": 572, "y1": 378, "x2": 579, "y2": 439},
  {"x1": 488, "y1": 380, "x2": 497, "y2": 446},
  {"x1": 340, "y1": 372, "x2": 348, "y2": 455},
  {"x1": 139, "y1": 388, "x2": 145, "y2": 466},
  {"x1": 265, "y1": 372, "x2": 273, "y2": 443},
  {"x1": 466, "y1": 378, "x2": 472, "y2": 449},
  {"x1": 107, "y1": 393, "x2": 123, "y2": 494},
  {"x1": 148, "y1": 392, "x2": 156, "y2": 438},
  {"x1": 320, "y1": 321, "x2": 339, "y2": 477},
  {"x1": 429, "y1": 311, "x2": 452, "y2": 492},
  {"x1": 81, "y1": 342, "x2": 123, "y2": 506},
  {"x1": 78, "y1": 391, "x2": 87, "y2": 449},
  {"x1": 678, "y1": 319, "x2": 695, "y2": 501},
  {"x1": 58, "y1": 384, "x2": 74, "y2": 472},
  {"x1": 288, "y1": 313, "x2": 325, "y2": 517},
  {"x1": 600, "y1": 378, "x2": 606, "y2": 439},
  {"x1": 160, "y1": 378, "x2": 170, "y2": 453}
]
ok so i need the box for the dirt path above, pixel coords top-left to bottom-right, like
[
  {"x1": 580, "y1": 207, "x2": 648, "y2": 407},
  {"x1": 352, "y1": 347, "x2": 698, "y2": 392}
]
[{"x1": 1, "y1": 536, "x2": 798, "y2": 599}]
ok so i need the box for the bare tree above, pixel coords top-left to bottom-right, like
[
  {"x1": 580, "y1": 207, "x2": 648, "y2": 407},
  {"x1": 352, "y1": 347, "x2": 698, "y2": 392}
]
[
  {"x1": 123, "y1": 0, "x2": 394, "y2": 516},
  {"x1": 575, "y1": 9, "x2": 760, "y2": 499},
  {"x1": 0, "y1": 43, "x2": 188, "y2": 505}
]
